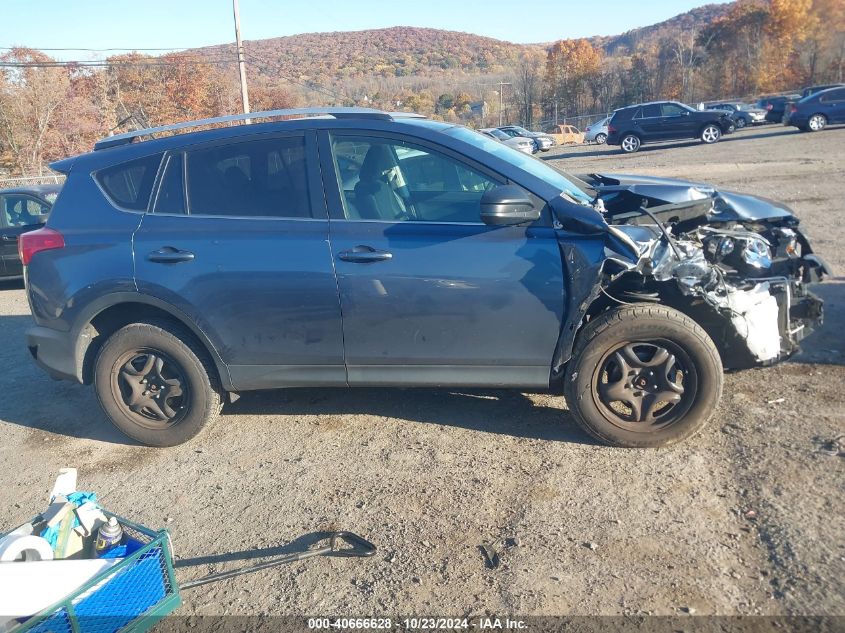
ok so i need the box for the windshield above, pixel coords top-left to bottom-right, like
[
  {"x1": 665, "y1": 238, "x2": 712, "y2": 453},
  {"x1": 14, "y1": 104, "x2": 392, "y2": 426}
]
[{"x1": 446, "y1": 126, "x2": 593, "y2": 205}]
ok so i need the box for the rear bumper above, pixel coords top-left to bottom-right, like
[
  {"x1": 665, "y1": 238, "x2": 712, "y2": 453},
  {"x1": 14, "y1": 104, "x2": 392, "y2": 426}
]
[{"x1": 26, "y1": 325, "x2": 79, "y2": 382}]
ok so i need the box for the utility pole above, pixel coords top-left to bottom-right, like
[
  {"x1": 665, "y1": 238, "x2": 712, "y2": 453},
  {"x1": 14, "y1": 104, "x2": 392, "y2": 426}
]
[
  {"x1": 497, "y1": 81, "x2": 511, "y2": 126},
  {"x1": 482, "y1": 81, "x2": 511, "y2": 127},
  {"x1": 233, "y1": 0, "x2": 250, "y2": 116}
]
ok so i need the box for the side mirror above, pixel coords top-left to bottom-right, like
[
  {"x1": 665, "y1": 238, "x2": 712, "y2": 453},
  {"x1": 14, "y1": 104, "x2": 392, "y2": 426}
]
[{"x1": 480, "y1": 185, "x2": 539, "y2": 227}]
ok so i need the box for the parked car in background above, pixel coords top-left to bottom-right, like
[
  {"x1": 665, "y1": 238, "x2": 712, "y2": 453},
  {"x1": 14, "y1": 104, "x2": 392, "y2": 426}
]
[
  {"x1": 0, "y1": 184, "x2": 59, "y2": 279},
  {"x1": 607, "y1": 101, "x2": 734, "y2": 153},
  {"x1": 787, "y1": 86, "x2": 845, "y2": 132},
  {"x1": 497, "y1": 125, "x2": 554, "y2": 152},
  {"x1": 479, "y1": 127, "x2": 534, "y2": 154},
  {"x1": 801, "y1": 84, "x2": 844, "y2": 99},
  {"x1": 756, "y1": 94, "x2": 802, "y2": 123},
  {"x1": 705, "y1": 102, "x2": 767, "y2": 128},
  {"x1": 544, "y1": 124, "x2": 584, "y2": 145},
  {"x1": 584, "y1": 117, "x2": 610, "y2": 143},
  {"x1": 22, "y1": 108, "x2": 826, "y2": 449}
]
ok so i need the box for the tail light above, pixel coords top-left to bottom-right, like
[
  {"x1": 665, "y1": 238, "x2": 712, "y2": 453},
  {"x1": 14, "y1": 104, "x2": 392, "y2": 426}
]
[
  {"x1": 19, "y1": 227, "x2": 64, "y2": 265},
  {"x1": 608, "y1": 123, "x2": 617, "y2": 134},
  {"x1": 790, "y1": 104, "x2": 798, "y2": 113},
  {"x1": 766, "y1": 104, "x2": 773, "y2": 110}
]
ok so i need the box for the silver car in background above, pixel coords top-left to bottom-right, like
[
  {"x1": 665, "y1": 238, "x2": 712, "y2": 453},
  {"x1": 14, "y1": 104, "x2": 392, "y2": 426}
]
[
  {"x1": 584, "y1": 116, "x2": 610, "y2": 144},
  {"x1": 479, "y1": 128, "x2": 535, "y2": 154}
]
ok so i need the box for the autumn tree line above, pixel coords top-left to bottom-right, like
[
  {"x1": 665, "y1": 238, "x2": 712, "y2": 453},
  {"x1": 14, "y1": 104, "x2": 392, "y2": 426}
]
[{"x1": 1, "y1": 0, "x2": 842, "y2": 177}]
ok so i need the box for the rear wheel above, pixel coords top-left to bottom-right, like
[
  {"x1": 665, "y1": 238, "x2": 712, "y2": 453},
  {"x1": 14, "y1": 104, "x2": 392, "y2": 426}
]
[
  {"x1": 564, "y1": 305, "x2": 723, "y2": 448},
  {"x1": 701, "y1": 124, "x2": 722, "y2": 144},
  {"x1": 94, "y1": 320, "x2": 222, "y2": 446},
  {"x1": 595, "y1": 132, "x2": 607, "y2": 144},
  {"x1": 808, "y1": 114, "x2": 827, "y2": 131},
  {"x1": 620, "y1": 134, "x2": 641, "y2": 153}
]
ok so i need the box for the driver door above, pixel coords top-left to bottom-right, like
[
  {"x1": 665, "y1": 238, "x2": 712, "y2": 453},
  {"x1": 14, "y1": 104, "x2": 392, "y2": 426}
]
[{"x1": 319, "y1": 131, "x2": 565, "y2": 388}]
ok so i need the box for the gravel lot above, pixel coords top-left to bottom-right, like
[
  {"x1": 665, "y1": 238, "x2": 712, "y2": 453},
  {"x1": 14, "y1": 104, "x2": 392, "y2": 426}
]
[{"x1": 1, "y1": 125, "x2": 843, "y2": 620}]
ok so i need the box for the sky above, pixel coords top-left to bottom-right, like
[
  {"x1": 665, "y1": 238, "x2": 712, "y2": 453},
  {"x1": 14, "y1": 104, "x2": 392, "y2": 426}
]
[{"x1": 3, "y1": 0, "x2": 732, "y2": 59}]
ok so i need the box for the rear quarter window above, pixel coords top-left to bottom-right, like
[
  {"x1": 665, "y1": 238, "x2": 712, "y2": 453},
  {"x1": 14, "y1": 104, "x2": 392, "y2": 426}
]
[{"x1": 95, "y1": 153, "x2": 162, "y2": 211}]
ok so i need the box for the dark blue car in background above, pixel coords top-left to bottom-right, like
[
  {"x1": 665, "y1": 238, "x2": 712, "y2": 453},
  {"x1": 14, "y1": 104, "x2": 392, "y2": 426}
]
[
  {"x1": 21, "y1": 108, "x2": 827, "y2": 448},
  {"x1": 787, "y1": 85, "x2": 845, "y2": 131}
]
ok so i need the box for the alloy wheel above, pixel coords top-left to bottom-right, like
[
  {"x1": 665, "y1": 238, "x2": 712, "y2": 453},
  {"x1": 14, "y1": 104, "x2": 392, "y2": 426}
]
[
  {"x1": 596, "y1": 133, "x2": 607, "y2": 144},
  {"x1": 702, "y1": 125, "x2": 721, "y2": 143},
  {"x1": 809, "y1": 114, "x2": 826, "y2": 131},
  {"x1": 621, "y1": 135, "x2": 640, "y2": 152},
  {"x1": 111, "y1": 349, "x2": 189, "y2": 429},
  {"x1": 736, "y1": 117, "x2": 746, "y2": 129},
  {"x1": 592, "y1": 340, "x2": 697, "y2": 432}
]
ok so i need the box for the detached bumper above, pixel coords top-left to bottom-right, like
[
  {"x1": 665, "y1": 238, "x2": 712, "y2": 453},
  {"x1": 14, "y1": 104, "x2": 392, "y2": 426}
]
[{"x1": 27, "y1": 325, "x2": 79, "y2": 382}]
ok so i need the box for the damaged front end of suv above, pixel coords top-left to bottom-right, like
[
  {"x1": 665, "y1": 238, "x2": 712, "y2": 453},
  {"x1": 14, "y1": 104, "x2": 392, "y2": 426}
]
[{"x1": 564, "y1": 173, "x2": 829, "y2": 370}]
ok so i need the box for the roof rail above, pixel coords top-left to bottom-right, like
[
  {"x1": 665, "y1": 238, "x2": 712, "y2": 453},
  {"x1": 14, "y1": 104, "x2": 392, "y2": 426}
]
[{"x1": 94, "y1": 107, "x2": 418, "y2": 150}]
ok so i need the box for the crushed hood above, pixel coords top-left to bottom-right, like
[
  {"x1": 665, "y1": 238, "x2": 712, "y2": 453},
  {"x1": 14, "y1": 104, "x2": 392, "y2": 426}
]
[{"x1": 582, "y1": 173, "x2": 796, "y2": 223}]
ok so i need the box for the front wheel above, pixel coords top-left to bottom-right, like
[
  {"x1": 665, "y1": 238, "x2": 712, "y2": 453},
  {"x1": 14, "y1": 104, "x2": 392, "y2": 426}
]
[
  {"x1": 735, "y1": 117, "x2": 747, "y2": 129},
  {"x1": 701, "y1": 124, "x2": 722, "y2": 144},
  {"x1": 94, "y1": 320, "x2": 222, "y2": 446},
  {"x1": 620, "y1": 134, "x2": 641, "y2": 153},
  {"x1": 564, "y1": 305, "x2": 723, "y2": 447}
]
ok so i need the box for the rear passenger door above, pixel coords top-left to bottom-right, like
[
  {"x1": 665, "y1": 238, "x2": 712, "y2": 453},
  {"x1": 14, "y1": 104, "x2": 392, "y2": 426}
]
[
  {"x1": 632, "y1": 104, "x2": 663, "y2": 139},
  {"x1": 131, "y1": 132, "x2": 346, "y2": 390}
]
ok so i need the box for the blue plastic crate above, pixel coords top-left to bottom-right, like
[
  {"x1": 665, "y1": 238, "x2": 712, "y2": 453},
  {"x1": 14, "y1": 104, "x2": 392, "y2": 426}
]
[{"x1": 8, "y1": 514, "x2": 181, "y2": 633}]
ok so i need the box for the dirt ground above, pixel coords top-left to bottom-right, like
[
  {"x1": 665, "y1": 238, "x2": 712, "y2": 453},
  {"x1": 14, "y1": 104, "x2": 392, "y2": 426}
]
[{"x1": 1, "y1": 124, "x2": 843, "y2": 620}]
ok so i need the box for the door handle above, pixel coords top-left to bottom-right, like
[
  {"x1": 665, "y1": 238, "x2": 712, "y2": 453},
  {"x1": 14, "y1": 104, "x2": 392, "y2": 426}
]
[
  {"x1": 147, "y1": 246, "x2": 195, "y2": 264},
  {"x1": 1, "y1": 234, "x2": 17, "y2": 242},
  {"x1": 337, "y1": 245, "x2": 393, "y2": 263}
]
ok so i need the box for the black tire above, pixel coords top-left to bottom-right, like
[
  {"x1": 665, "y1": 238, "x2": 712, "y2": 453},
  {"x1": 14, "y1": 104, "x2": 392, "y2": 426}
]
[
  {"x1": 700, "y1": 124, "x2": 722, "y2": 144},
  {"x1": 595, "y1": 132, "x2": 607, "y2": 144},
  {"x1": 735, "y1": 117, "x2": 747, "y2": 129},
  {"x1": 94, "y1": 320, "x2": 222, "y2": 447},
  {"x1": 620, "y1": 133, "x2": 641, "y2": 153},
  {"x1": 564, "y1": 305, "x2": 723, "y2": 448}
]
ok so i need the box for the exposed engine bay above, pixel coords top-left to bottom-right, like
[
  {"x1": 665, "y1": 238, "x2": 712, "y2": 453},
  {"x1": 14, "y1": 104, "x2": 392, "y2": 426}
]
[{"x1": 569, "y1": 173, "x2": 831, "y2": 368}]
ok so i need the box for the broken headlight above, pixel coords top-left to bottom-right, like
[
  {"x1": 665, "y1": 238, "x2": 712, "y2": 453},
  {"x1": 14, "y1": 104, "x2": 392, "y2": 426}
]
[
  {"x1": 703, "y1": 232, "x2": 772, "y2": 276},
  {"x1": 735, "y1": 236, "x2": 773, "y2": 274}
]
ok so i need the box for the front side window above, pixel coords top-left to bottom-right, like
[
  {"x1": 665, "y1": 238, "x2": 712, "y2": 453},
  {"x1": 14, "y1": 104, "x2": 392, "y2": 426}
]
[
  {"x1": 331, "y1": 135, "x2": 499, "y2": 223},
  {"x1": 185, "y1": 136, "x2": 310, "y2": 218},
  {"x1": 661, "y1": 103, "x2": 687, "y2": 116},
  {"x1": 96, "y1": 153, "x2": 162, "y2": 211}
]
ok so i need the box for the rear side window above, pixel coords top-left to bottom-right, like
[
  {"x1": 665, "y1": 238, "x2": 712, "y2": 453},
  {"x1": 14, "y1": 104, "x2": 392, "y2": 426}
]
[
  {"x1": 96, "y1": 153, "x2": 162, "y2": 211},
  {"x1": 821, "y1": 88, "x2": 845, "y2": 102},
  {"x1": 185, "y1": 136, "x2": 310, "y2": 218},
  {"x1": 636, "y1": 104, "x2": 661, "y2": 118},
  {"x1": 612, "y1": 108, "x2": 635, "y2": 122}
]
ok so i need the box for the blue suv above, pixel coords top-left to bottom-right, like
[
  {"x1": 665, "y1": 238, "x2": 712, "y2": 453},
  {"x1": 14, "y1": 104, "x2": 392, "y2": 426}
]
[{"x1": 22, "y1": 108, "x2": 827, "y2": 447}]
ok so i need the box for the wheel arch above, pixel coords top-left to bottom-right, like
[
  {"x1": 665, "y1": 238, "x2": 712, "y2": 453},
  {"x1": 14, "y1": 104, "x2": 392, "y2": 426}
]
[{"x1": 71, "y1": 293, "x2": 233, "y2": 390}]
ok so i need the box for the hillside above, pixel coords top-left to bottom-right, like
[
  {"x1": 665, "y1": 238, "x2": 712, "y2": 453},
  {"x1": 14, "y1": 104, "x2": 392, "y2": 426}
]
[
  {"x1": 590, "y1": 3, "x2": 733, "y2": 54},
  {"x1": 200, "y1": 27, "x2": 532, "y2": 85}
]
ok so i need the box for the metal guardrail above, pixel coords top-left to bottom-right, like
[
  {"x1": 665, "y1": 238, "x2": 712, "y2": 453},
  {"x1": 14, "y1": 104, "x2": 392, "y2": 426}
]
[{"x1": 0, "y1": 174, "x2": 65, "y2": 189}]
